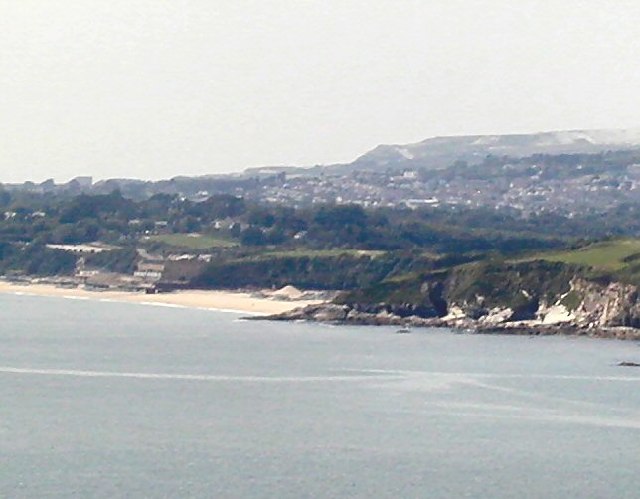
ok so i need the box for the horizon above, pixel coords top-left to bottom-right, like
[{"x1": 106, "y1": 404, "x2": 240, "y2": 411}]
[
  {"x1": 2, "y1": 0, "x2": 640, "y2": 183},
  {"x1": 3, "y1": 124, "x2": 640, "y2": 185}
]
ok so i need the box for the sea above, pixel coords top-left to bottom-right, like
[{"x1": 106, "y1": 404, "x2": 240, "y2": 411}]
[{"x1": 1, "y1": 293, "x2": 640, "y2": 498}]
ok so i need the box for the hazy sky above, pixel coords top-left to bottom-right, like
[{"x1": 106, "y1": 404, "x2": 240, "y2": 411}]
[{"x1": 1, "y1": 0, "x2": 640, "y2": 183}]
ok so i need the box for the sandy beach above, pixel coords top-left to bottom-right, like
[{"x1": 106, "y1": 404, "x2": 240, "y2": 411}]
[{"x1": 0, "y1": 281, "x2": 324, "y2": 315}]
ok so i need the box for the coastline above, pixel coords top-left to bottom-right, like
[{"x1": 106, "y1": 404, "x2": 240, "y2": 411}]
[
  {"x1": 0, "y1": 281, "x2": 325, "y2": 315},
  {"x1": 3, "y1": 279, "x2": 640, "y2": 341},
  {"x1": 255, "y1": 303, "x2": 640, "y2": 341}
]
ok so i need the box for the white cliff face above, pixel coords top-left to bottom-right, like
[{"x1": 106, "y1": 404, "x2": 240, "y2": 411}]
[
  {"x1": 442, "y1": 277, "x2": 640, "y2": 330},
  {"x1": 540, "y1": 305, "x2": 574, "y2": 324},
  {"x1": 566, "y1": 278, "x2": 640, "y2": 328},
  {"x1": 539, "y1": 278, "x2": 640, "y2": 328}
]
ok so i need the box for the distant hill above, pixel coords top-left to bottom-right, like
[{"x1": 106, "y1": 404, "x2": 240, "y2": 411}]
[
  {"x1": 5, "y1": 128, "x2": 640, "y2": 207},
  {"x1": 340, "y1": 128, "x2": 640, "y2": 172}
]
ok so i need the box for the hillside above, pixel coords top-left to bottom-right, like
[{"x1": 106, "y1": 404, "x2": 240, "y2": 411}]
[
  {"x1": 345, "y1": 128, "x2": 640, "y2": 172},
  {"x1": 529, "y1": 239, "x2": 640, "y2": 284}
]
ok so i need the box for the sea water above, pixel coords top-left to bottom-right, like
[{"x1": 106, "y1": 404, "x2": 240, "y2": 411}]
[{"x1": 1, "y1": 293, "x2": 640, "y2": 498}]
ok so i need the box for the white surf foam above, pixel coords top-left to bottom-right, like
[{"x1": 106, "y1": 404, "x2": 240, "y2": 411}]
[
  {"x1": 349, "y1": 369, "x2": 640, "y2": 383},
  {"x1": 0, "y1": 366, "x2": 401, "y2": 383}
]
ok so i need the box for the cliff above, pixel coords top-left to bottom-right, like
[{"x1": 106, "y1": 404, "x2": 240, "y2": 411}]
[{"x1": 260, "y1": 260, "x2": 640, "y2": 340}]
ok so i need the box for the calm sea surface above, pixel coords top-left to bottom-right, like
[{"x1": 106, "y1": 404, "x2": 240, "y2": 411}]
[{"x1": 1, "y1": 293, "x2": 640, "y2": 498}]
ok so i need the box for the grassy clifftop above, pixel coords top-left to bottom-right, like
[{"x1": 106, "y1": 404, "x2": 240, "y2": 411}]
[
  {"x1": 188, "y1": 249, "x2": 478, "y2": 291},
  {"x1": 526, "y1": 239, "x2": 640, "y2": 285},
  {"x1": 335, "y1": 238, "x2": 640, "y2": 323},
  {"x1": 191, "y1": 251, "x2": 434, "y2": 290}
]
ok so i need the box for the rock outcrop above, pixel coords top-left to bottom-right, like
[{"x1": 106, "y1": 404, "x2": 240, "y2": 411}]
[{"x1": 256, "y1": 261, "x2": 640, "y2": 340}]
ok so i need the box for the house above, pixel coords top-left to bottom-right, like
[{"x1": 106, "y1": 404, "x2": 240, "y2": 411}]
[{"x1": 134, "y1": 261, "x2": 165, "y2": 282}]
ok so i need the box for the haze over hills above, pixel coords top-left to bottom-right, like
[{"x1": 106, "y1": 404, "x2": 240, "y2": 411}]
[
  {"x1": 328, "y1": 127, "x2": 640, "y2": 173},
  {"x1": 237, "y1": 128, "x2": 640, "y2": 178},
  {"x1": 5, "y1": 127, "x2": 640, "y2": 185},
  {"x1": 5, "y1": 127, "x2": 640, "y2": 215}
]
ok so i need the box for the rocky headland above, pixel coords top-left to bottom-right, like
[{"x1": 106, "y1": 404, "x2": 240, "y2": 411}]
[{"x1": 255, "y1": 260, "x2": 640, "y2": 340}]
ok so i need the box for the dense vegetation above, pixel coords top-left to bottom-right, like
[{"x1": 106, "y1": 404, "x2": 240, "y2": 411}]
[
  {"x1": 3, "y1": 185, "x2": 640, "y2": 295},
  {"x1": 336, "y1": 259, "x2": 586, "y2": 320},
  {"x1": 0, "y1": 187, "x2": 573, "y2": 276},
  {"x1": 190, "y1": 251, "x2": 470, "y2": 290}
]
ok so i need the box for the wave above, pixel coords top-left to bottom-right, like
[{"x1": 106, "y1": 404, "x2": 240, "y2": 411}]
[{"x1": 0, "y1": 366, "x2": 402, "y2": 383}]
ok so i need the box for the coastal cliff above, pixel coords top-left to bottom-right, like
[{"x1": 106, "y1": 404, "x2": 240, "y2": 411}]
[{"x1": 260, "y1": 260, "x2": 640, "y2": 340}]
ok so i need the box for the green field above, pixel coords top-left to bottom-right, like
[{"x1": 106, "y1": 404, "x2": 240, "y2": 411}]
[
  {"x1": 532, "y1": 239, "x2": 640, "y2": 271},
  {"x1": 146, "y1": 233, "x2": 238, "y2": 250},
  {"x1": 232, "y1": 249, "x2": 387, "y2": 262},
  {"x1": 261, "y1": 249, "x2": 386, "y2": 258}
]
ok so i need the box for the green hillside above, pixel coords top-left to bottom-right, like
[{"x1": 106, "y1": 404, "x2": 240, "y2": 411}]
[
  {"x1": 146, "y1": 233, "x2": 238, "y2": 250},
  {"x1": 533, "y1": 239, "x2": 640, "y2": 271},
  {"x1": 516, "y1": 239, "x2": 640, "y2": 286}
]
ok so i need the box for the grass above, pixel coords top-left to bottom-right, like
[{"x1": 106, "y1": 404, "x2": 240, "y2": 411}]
[
  {"x1": 529, "y1": 239, "x2": 640, "y2": 271},
  {"x1": 560, "y1": 290, "x2": 583, "y2": 311},
  {"x1": 146, "y1": 233, "x2": 238, "y2": 250},
  {"x1": 242, "y1": 249, "x2": 386, "y2": 260}
]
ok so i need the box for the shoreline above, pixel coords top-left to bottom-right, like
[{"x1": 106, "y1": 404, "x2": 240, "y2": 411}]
[
  {"x1": 256, "y1": 303, "x2": 640, "y2": 341},
  {"x1": 3, "y1": 280, "x2": 640, "y2": 341},
  {"x1": 0, "y1": 281, "x2": 324, "y2": 315}
]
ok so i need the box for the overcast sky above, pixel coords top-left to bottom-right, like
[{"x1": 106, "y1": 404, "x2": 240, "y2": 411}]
[{"x1": 1, "y1": 0, "x2": 640, "y2": 183}]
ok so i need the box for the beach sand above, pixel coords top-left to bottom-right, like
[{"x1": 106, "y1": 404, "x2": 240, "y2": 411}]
[{"x1": 0, "y1": 281, "x2": 323, "y2": 315}]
